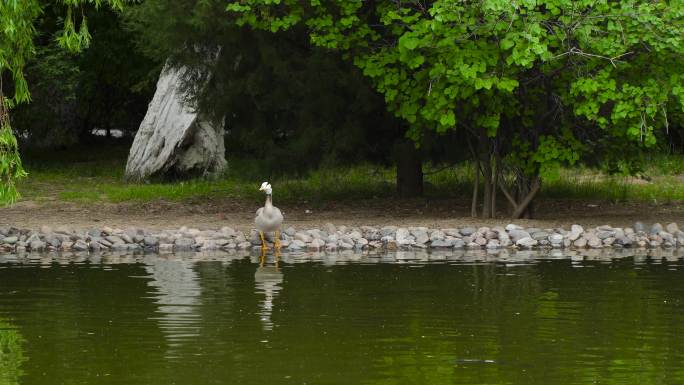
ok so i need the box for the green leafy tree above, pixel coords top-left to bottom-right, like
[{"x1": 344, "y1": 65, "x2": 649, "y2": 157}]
[{"x1": 227, "y1": 0, "x2": 684, "y2": 218}]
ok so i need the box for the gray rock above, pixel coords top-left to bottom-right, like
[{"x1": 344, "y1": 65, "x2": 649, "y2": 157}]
[
  {"x1": 505, "y1": 224, "x2": 523, "y2": 231},
  {"x1": 602, "y1": 237, "x2": 616, "y2": 246},
  {"x1": 307, "y1": 238, "x2": 324, "y2": 250},
  {"x1": 460, "y1": 227, "x2": 476, "y2": 236},
  {"x1": 26, "y1": 233, "x2": 40, "y2": 243},
  {"x1": 573, "y1": 238, "x2": 588, "y2": 248},
  {"x1": 237, "y1": 241, "x2": 252, "y2": 249},
  {"x1": 368, "y1": 241, "x2": 383, "y2": 249},
  {"x1": 294, "y1": 232, "x2": 313, "y2": 243},
  {"x1": 288, "y1": 240, "x2": 306, "y2": 250},
  {"x1": 414, "y1": 231, "x2": 429, "y2": 245},
  {"x1": 475, "y1": 237, "x2": 488, "y2": 246},
  {"x1": 105, "y1": 235, "x2": 125, "y2": 244},
  {"x1": 430, "y1": 230, "x2": 446, "y2": 241},
  {"x1": 673, "y1": 230, "x2": 684, "y2": 246},
  {"x1": 571, "y1": 224, "x2": 584, "y2": 234},
  {"x1": 3, "y1": 236, "x2": 18, "y2": 245},
  {"x1": 323, "y1": 222, "x2": 336, "y2": 234},
  {"x1": 307, "y1": 229, "x2": 328, "y2": 240},
  {"x1": 73, "y1": 240, "x2": 89, "y2": 251},
  {"x1": 666, "y1": 223, "x2": 679, "y2": 234},
  {"x1": 283, "y1": 226, "x2": 296, "y2": 236},
  {"x1": 348, "y1": 230, "x2": 363, "y2": 240},
  {"x1": 451, "y1": 239, "x2": 466, "y2": 249},
  {"x1": 96, "y1": 238, "x2": 113, "y2": 247},
  {"x1": 516, "y1": 237, "x2": 538, "y2": 248},
  {"x1": 486, "y1": 239, "x2": 500, "y2": 249},
  {"x1": 509, "y1": 230, "x2": 531, "y2": 243},
  {"x1": 466, "y1": 242, "x2": 481, "y2": 249},
  {"x1": 443, "y1": 228, "x2": 461, "y2": 237},
  {"x1": 362, "y1": 228, "x2": 381, "y2": 241},
  {"x1": 616, "y1": 236, "x2": 632, "y2": 247},
  {"x1": 381, "y1": 226, "x2": 397, "y2": 237},
  {"x1": 111, "y1": 243, "x2": 129, "y2": 251},
  {"x1": 633, "y1": 221, "x2": 646, "y2": 233},
  {"x1": 613, "y1": 229, "x2": 625, "y2": 239},
  {"x1": 659, "y1": 231, "x2": 674, "y2": 244},
  {"x1": 200, "y1": 240, "x2": 218, "y2": 251},
  {"x1": 355, "y1": 238, "x2": 369, "y2": 247},
  {"x1": 174, "y1": 237, "x2": 195, "y2": 249},
  {"x1": 45, "y1": 236, "x2": 61, "y2": 248},
  {"x1": 597, "y1": 230, "x2": 615, "y2": 239},
  {"x1": 396, "y1": 228, "x2": 410, "y2": 239},
  {"x1": 220, "y1": 226, "x2": 236, "y2": 237},
  {"x1": 587, "y1": 238, "x2": 602, "y2": 248},
  {"x1": 144, "y1": 237, "x2": 159, "y2": 247},
  {"x1": 234, "y1": 233, "x2": 247, "y2": 243},
  {"x1": 651, "y1": 223, "x2": 663, "y2": 234},
  {"x1": 120, "y1": 233, "x2": 134, "y2": 244},
  {"x1": 430, "y1": 239, "x2": 451, "y2": 248},
  {"x1": 396, "y1": 228, "x2": 415, "y2": 246},
  {"x1": 339, "y1": 241, "x2": 354, "y2": 249},
  {"x1": 549, "y1": 234, "x2": 564, "y2": 245},
  {"x1": 531, "y1": 231, "x2": 549, "y2": 241},
  {"x1": 29, "y1": 241, "x2": 46, "y2": 251},
  {"x1": 90, "y1": 242, "x2": 102, "y2": 251}
]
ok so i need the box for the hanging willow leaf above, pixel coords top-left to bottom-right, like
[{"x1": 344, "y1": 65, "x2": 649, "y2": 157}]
[
  {"x1": 0, "y1": 0, "x2": 124, "y2": 206},
  {"x1": 0, "y1": 95, "x2": 27, "y2": 206}
]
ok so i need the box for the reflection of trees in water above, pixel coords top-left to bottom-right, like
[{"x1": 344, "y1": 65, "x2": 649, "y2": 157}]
[
  {"x1": 0, "y1": 319, "x2": 25, "y2": 385},
  {"x1": 254, "y1": 266, "x2": 283, "y2": 331},
  {"x1": 144, "y1": 257, "x2": 202, "y2": 358}
]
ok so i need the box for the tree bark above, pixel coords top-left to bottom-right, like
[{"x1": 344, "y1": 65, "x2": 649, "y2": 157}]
[
  {"x1": 512, "y1": 178, "x2": 541, "y2": 219},
  {"x1": 479, "y1": 132, "x2": 492, "y2": 218},
  {"x1": 491, "y1": 146, "x2": 500, "y2": 218},
  {"x1": 471, "y1": 158, "x2": 479, "y2": 218},
  {"x1": 395, "y1": 139, "x2": 423, "y2": 197},
  {"x1": 125, "y1": 60, "x2": 226, "y2": 181}
]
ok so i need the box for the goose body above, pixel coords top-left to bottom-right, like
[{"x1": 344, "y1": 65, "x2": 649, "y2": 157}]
[{"x1": 255, "y1": 182, "x2": 284, "y2": 250}]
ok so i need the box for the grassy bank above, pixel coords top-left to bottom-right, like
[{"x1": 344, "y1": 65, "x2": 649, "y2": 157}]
[{"x1": 16, "y1": 143, "x2": 684, "y2": 205}]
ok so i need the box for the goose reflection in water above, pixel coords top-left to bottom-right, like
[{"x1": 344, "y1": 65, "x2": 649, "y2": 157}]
[{"x1": 254, "y1": 251, "x2": 283, "y2": 331}]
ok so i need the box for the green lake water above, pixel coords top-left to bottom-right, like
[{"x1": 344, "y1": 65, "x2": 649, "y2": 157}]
[{"x1": 1, "y1": 251, "x2": 684, "y2": 385}]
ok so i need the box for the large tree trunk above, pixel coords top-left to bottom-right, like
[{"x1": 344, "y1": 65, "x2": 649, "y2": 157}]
[
  {"x1": 395, "y1": 139, "x2": 423, "y2": 198},
  {"x1": 125, "y1": 61, "x2": 226, "y2": 181}
]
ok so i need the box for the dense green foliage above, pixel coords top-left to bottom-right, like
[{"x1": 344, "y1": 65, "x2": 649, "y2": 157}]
[
  {"x1": 226, "y1": 0, "x2": 684, "y2": 217},
  {"x1": 12, "y1": 7, "x2": 157, "y2": 148},
  {"x1": 0, "y1": 0, "x2": 124, "y2": 205}
]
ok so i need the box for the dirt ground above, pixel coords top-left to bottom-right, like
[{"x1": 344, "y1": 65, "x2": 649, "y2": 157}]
[{"x1": 2, "y1": 196, "x2": 683, "y2": 231}]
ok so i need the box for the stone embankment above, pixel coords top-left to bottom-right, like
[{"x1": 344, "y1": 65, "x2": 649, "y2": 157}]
[{"x1": 0, "y1": 222, "x2": 683, "y2": 254}]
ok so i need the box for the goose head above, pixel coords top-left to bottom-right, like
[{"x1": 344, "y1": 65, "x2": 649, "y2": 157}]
[{"x1": 259, "y1": 182, "x2": 272, "y2": 195}]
